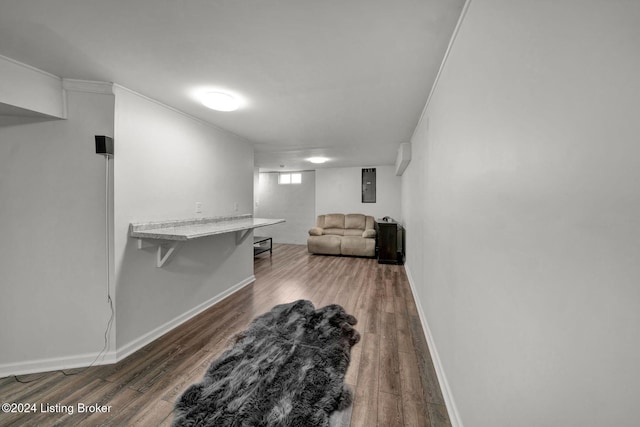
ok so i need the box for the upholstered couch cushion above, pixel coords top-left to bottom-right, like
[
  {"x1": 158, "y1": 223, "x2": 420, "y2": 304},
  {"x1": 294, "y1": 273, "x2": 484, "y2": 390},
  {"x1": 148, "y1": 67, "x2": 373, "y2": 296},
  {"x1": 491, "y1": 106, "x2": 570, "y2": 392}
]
[
  {"x1": 344, "y1": 214, "x2": 366, "y2": 230},
  {"x1": 307, "y1": 235, "x2": 342, "y2": 255},
  {"x1": 362, "y1": 229, "x2": 376, "y2": 238},
  {"x1": 324, "y1": 214, "x2": 345, "y2": 229},
  {"x1": 308, "y1": 213, "x2": 376, "y2": 257},
  {"x1": 308, "y1": 227, "x2": 323, "y2": 236},
  {"x1": 341, "y1": 236, "x2": 376, "y2": 257},
  {"x1": 323, "y1": 228, "x2": 345, "y2": 236}
]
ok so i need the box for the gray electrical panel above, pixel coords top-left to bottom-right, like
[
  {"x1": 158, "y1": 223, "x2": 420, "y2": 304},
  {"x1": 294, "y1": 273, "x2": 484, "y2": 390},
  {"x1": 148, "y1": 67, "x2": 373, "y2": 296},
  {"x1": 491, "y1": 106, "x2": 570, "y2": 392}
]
[{"x1": 362, "y1": 168, "x2": 376, "y2": 203}]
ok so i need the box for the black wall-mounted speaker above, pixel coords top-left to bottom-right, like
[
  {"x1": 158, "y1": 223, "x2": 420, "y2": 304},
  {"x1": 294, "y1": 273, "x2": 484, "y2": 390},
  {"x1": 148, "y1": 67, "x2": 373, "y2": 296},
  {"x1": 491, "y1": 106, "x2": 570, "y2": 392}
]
[{"x1": 95, "y1": 135, "x2": 114, "y2": 156}]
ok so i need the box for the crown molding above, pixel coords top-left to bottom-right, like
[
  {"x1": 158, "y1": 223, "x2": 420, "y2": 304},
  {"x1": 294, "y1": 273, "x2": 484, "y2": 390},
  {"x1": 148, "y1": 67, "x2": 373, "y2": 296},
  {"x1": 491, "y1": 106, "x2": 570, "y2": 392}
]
[
  {"x1": 0, "y1": 53, "x2": 61, "y2": 80},
  {"x1": 62, "y1": 79, "x2": 114, "y2": 94},
  {"x1": 411, "y1": 0, "x2": 473, "y2": 142}
]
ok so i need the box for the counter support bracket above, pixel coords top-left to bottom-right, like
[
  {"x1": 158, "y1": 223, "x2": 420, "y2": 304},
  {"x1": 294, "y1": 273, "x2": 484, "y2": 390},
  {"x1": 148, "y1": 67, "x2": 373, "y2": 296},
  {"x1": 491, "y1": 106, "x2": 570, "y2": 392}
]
[
  {"x1": 156, "y1": 241, "x2": 183, "y2": 268},
  {"x1": 236, "y1": 229, "x2": 252, "y2": 245},
  {"x1": 137, "y1": 238, "x2": 183, "y2": 268}
]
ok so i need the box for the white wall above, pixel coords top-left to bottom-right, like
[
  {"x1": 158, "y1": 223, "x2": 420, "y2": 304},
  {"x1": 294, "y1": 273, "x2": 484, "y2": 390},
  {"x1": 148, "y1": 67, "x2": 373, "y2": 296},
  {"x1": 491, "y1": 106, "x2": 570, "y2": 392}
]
[
  {"x1": 0, "y1": 54, "x2": 66, "y2": 119},
  {"x1": 402, "y1": 1, "x2": 640, "y2": 426},
  {"x1": 316, "y1": 165, "x2": 401, "y2": 220},
  {"x1": 255, "y1": 171, "x2": 315, "y2": 245},
  {"x1": 0, "y1": 78, "x2": 258, "y2": 374},
  {"x1": 112, "y1": 86, "x2": 255, "y2": 353},
  {"x1": 0, "y1": 84, "x2": 115, "y2": 375}
]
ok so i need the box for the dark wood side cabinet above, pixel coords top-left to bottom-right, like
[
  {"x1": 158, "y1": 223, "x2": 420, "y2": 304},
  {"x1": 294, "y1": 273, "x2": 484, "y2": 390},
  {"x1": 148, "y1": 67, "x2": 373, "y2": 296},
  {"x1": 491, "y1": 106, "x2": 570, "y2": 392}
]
[{"x1": 376, "y1": 219, "x2": 404, "y2": 264}]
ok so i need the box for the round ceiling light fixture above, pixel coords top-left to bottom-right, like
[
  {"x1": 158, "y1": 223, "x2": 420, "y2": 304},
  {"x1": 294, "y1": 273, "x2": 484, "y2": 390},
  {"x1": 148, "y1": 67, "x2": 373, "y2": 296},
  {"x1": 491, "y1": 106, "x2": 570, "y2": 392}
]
[
  {"x1": 307, "y1": 157, "x2": 329, "y2": 164},
  {"x1": 201, "y1": 91, "x2": 240, "y2": 111}
]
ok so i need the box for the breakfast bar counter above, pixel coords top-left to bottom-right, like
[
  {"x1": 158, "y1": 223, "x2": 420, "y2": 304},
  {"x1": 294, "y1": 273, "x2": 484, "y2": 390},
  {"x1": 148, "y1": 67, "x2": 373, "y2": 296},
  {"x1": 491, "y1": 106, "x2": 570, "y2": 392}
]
[{"x1": 129, "y1": 214, "x2": 285, "y2": 267}]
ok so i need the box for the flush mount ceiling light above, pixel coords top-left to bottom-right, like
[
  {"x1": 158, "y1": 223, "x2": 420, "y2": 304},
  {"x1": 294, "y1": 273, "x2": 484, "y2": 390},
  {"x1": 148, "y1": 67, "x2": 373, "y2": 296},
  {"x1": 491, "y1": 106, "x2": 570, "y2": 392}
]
[
  {"x1": 201, "y1": 91, "x2": 240, "y2": 111},
  {"x1": 307, "y1": 157, "x2": 329, "y2": 164}
]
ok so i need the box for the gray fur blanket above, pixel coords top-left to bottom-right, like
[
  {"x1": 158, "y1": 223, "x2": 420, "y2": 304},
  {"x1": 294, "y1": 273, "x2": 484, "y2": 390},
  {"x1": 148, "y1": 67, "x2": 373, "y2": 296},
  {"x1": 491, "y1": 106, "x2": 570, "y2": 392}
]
[{"x1": 172, "y1": 299, "x2": 361, "y2": 427}]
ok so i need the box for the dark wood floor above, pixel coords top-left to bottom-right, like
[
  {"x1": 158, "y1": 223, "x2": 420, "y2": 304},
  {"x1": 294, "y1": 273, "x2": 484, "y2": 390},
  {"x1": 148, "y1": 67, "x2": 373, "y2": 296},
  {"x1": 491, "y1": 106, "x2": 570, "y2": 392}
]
[{"x1": 0, "y1": 244, "x2": 450, "y2": 426}]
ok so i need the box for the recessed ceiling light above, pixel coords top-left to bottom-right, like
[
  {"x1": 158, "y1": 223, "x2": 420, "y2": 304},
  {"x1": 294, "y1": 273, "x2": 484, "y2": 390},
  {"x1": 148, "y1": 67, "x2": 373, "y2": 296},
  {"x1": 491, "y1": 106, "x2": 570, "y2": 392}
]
[
  {"x1": 201, "y1": 91, "x2": 239, "y2": 111},
  {"x1": 307, "y1": 157, "x2": 329, "y2": 164}
]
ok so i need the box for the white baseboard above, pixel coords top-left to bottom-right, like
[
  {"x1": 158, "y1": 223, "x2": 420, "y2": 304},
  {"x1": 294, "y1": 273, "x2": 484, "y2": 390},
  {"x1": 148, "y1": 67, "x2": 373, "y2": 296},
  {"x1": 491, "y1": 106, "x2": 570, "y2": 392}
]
[
  {"x1": 0, "y1": 275, "x2": 255, "y2": 379},
  {"x1": 404, "y1": 263, "x2": 463, "y2": 427},
  {"x1": 116, "y1": 275, "x2": 255, "y2": 361},
  {"x1": 0, "y1": 350, "x2": 117, "y2": 379}
]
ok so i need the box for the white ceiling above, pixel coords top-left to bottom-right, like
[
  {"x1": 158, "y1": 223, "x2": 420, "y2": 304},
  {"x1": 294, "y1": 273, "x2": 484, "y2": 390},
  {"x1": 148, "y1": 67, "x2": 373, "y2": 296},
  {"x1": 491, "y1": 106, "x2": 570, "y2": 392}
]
[{"x1": 0, "y1": 0, "x2": 464, "y2": 171}]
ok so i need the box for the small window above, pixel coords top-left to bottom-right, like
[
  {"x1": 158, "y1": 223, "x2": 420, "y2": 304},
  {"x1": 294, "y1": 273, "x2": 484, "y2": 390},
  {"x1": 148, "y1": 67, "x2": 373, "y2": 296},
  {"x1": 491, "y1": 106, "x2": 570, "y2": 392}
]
[
  {"x1": 279, "y1": 173, "x2": 291, "y2": 184},
  {"x1": 279, "y1": 173, "x2": 302, "y2": 184}
]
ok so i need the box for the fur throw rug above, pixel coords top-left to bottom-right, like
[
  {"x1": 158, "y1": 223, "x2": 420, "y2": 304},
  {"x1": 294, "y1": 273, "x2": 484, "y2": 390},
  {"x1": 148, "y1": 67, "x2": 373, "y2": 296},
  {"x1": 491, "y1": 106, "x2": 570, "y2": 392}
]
[{"x1": 172, "y1": 299, "x2": 361, "y2": 427}]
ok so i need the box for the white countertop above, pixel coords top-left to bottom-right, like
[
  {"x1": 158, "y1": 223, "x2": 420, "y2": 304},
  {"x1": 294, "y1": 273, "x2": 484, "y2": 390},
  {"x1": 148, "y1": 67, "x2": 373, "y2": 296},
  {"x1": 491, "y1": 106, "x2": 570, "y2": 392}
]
[{"x1": 129, "y1": 215, "x2": 285, "y2": 241}]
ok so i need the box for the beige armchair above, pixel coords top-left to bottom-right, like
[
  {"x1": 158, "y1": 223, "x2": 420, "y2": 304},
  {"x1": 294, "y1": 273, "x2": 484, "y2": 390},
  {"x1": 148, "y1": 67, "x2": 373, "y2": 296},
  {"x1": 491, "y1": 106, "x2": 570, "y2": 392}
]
[{"x1": 307, "y1": 213, "x2": 376, "y2": 257}]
